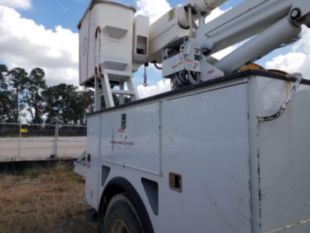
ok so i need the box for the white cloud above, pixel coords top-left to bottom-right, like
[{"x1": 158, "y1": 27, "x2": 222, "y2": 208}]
[
  {"x1": 266, "y1": 52, "x2": 306, "y2": 72},
  {"x1": 136, "y1": 0, "x2": 171, "y2": 23},
  {"x1": 137, "y1": 79, "x2": 171, "y2": 99},
  {"x1": 0, "y1": 6, "x2": 79, "y2": 85},
  {"x1": 0, "y1": 0, "x2": 31, "y2": 10},
  {"x1": 266, "y1": 27, "x2": 310, "y2": 78}
]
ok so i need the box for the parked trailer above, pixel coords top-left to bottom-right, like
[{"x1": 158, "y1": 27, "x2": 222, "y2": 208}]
[{"x1": 76, "y1": 71, "x2": 310, "y2": 233}]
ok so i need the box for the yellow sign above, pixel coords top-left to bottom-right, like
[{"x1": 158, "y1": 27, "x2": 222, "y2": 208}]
[{"x1": 20, "y1": 128, "x2": 28, "y2": 133}]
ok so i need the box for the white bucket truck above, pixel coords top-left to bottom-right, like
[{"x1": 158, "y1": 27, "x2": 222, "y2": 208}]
[{"x1": 75, "y1": 0, "x2": 310, "y2": 232}]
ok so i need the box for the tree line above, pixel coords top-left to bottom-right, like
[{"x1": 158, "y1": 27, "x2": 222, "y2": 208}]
[{"x1": 0, "y1": 65, "x2": 93, "y2": 125}]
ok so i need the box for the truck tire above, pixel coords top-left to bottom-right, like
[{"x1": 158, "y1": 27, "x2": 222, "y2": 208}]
[{"x1": 103, "y1": 194, "x2": 144, "y2": 233}]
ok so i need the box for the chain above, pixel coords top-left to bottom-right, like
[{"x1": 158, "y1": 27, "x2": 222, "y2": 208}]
[{"x1": 143, "y1": 64, "x2": 148, "y2": 87}]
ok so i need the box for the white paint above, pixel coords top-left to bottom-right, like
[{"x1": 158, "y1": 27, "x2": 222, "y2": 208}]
[{"x1": 81, "y1": 75, "x2": 310, "y2": 232}]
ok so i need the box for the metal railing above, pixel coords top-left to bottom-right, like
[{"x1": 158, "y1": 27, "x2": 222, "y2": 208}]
[{"x1": 0, "y1": 122, "x2": 87, "y2": 162}]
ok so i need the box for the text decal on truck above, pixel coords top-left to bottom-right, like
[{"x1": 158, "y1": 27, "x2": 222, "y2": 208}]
[{"x1": 111, "y1": 114, "x2": 135, "y2": 149}]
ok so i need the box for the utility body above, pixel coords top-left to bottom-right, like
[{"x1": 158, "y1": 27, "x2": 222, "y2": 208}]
[{"x1": 75, "y1": 0, "x2": 310, "y2": 232}]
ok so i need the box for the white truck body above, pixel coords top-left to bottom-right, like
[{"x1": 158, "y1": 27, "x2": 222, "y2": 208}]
[
  {"x1": 75, "y1": 1, "x2": 310, "y2": 232},
  {"x1": 76, "y1": 71, "x2": 310, "y2": 233}
]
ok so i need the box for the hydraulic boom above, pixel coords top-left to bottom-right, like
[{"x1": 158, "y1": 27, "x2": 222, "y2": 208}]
[{"x1": 152, "y1": 0, "x2": 310, "y2": 88}]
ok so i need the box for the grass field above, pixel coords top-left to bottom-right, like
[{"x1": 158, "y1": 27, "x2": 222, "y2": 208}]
[{"x1": 0, "y1": 165, "x2": 98, "y2": 233}]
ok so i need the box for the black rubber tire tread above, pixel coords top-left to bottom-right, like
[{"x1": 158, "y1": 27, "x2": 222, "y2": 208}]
[{"x1": 103, "y1": 194, "x2": 144, "y2": 233}]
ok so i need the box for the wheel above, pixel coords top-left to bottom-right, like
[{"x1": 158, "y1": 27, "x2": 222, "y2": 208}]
[{"x1": 102, "y1": 194, "x2": 144, "y2": 233}]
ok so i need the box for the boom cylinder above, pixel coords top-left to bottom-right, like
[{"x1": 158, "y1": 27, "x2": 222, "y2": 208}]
[
  {"x1": 214, "y1": 17, "x2": 301, "y2": 74},
  {"x1": 188, "y1": 0, "x2": 228, "y2": 14}
]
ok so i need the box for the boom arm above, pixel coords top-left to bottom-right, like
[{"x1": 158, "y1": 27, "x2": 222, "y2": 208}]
[
  {"x1": 148, "y1": 0, "x2": 229, "y2": 62},
  {"x1": 197, "y1": 0, "x2": 310, "y2": 72},
  {"x1": 149, "y1": 0, "x2": 310, "y2": 88}
]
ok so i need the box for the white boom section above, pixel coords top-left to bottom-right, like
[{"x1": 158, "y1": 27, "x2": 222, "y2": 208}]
[
  {"x1": 196, "y1": 0, "x2": 294, "y2": 53},
  {"x1": 197, "y1": 0, "x2": 310, "y2": 72},
  {"x1": 149, "y1": 0, "x2": 228, "y2": 62},
  {"x1": 150, "y1": 0, "x2": 310, "y2": 87},
  {"x1": 188, "y1": 0, "x2": 228, "y2": 14},
  {"x1": 214, "y1": 16, "x2": 301, "y2": 73}
]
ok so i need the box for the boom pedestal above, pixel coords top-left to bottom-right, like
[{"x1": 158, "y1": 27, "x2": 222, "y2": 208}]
[{"x1": 94, "y1": 69, "x2": 137, "y2": 110}]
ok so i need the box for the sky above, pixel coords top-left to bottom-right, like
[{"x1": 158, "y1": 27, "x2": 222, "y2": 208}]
[{"x1": 0, "y1": 0, "x2": 309, "y2": 98}]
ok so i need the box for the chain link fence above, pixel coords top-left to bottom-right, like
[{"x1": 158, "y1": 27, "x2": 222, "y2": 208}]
[{"x1": 0, "y1": 123, "x2": 87, "y2": 161}]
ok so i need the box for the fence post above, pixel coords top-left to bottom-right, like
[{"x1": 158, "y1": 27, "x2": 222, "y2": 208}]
[
  {"x1": 18, "y1": 122, "x2": 21, "y2": 160},
  {"x1": 53, "y1": 116, "x2": 59, "y2": 158}
]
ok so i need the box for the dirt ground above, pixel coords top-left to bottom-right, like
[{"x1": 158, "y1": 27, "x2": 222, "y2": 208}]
[{"x1": 0, "y1": 165, "x2": 99, "y2": 233}]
